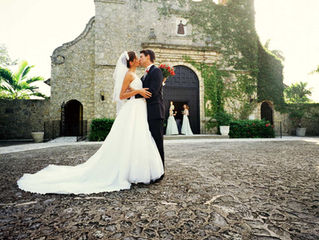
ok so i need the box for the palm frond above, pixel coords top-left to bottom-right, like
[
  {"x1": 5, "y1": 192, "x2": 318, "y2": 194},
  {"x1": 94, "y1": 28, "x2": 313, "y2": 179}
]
[
  {"x1": 26, "y1": 76, "x2": 44, "y2": 84},
  {"x1": 0, "y1": 84, "x2": 14, "y2": 94},
  {"x1": 14, "y1": 60, "x2": 28, "y2": 83},
  {"x1": 31, "y1": 92, "x2": 47, "y2": 98},
  {"x1": 0, "y1": 91, "x2": 15, "y2": 99},
  {"x1": 0, "y1": 85, "x2": 9, "y2": 91},
  {"x1": 16, "y1": 92, "x2": 30, "y2": 99},
  {"x1": 0, "y1": 61, "x2": 46, "y2": 99},
  {"x1": 28, "y1": 86, "x2": 38, "y2": 91},
  {"x1": 21, "y1": 65, "x2": 33, "y2": 80},
  {"x1": 20, "y1": 82, "x2": 38, "y2": 91},
  {"x1": 0, "y1": 68, "x2": 14, "y2": 85},
  {"x1": 309, "y1": 65, "x2": 319, "y2": 74}
]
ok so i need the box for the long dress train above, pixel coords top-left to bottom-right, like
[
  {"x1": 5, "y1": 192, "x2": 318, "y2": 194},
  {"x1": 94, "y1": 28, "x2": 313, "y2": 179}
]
[
  {"x1": 17, "y1": 76, "x2": 164, "y2": 194},
  {"x1": 181, "y1": 109, "x2": 193, "y2": 135},
  {"x1": 166, "y1": 105, "x2": 178, "y2": 135}
]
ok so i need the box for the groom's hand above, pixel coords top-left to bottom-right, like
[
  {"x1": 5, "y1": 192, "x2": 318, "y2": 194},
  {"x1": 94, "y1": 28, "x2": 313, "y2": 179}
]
[{"x1": 139, "y1": 88, "x2": 152, "y2": 99}]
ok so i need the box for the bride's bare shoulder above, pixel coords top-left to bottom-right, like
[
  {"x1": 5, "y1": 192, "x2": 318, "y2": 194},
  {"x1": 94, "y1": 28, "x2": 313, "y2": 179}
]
[{"x1": 125, "y1": 71, "x2": 135, "y2": 81}]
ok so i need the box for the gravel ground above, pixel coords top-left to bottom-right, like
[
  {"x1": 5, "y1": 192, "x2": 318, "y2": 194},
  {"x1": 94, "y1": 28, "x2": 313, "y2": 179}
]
[{"x1": 0, "y1": 140, "x2": 319, "y2": 240}]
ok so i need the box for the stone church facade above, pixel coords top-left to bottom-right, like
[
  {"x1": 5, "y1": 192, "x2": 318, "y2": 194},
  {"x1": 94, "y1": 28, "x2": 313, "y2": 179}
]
[{"x1": 49, "y1": 0, "x2": 260, "y2": 136}]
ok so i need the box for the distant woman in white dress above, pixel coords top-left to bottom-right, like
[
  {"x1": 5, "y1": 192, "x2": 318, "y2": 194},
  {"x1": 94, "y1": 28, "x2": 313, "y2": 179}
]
[
  {"x1": 166, "y1": 101, "x2": 179, "y2": 135},
  {"x1": 17, "y1": 51, "x2": 164, "y2": 194},
  {"x1": 181, "y1": 104, "x2": 193, "y2": 135}
]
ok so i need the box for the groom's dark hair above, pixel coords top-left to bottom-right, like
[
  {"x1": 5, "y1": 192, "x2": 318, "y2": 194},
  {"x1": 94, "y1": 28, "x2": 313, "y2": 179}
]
[{"x1": 140, "y1": 49, "x2": 155, "y2": 63}]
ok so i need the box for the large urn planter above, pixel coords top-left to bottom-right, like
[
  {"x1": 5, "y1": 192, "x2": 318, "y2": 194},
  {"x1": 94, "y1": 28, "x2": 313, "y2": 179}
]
[
  {"x1": 31, "y1": 132, "x2": 44, "y2": 143},
  {"x1": 296, "y1": 127, "x2": 306, "y2": 137},
  {"x1": 220, "y1": 126, "x2": 230, "y2": 136}
]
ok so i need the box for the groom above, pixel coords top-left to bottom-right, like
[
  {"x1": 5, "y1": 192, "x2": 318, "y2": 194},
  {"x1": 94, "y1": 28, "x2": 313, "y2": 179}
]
[{"x1": 136, "y1": 49, "x2": 165, "y2": 175}]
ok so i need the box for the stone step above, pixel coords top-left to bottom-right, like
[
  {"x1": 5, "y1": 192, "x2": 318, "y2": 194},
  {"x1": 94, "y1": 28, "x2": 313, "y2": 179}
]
[
  {"x1": 48, "y1": 137, "x2": 77, "y2": 143},
  {"x1": 164, "y1": 134, "x2": 229, "y2": 140}
]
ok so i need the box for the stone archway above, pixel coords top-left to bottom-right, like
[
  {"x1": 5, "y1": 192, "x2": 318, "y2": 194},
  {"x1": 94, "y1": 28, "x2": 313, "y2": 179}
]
[
  {"x1": 61, "y1": 100, "x2": 83, "y2": 136},
  {"x1": 163, "y1": 65, "x2": 200, "y2": 134},
  {"x1": 261, "y1": 101, "x2": 273, "y2": 124}
]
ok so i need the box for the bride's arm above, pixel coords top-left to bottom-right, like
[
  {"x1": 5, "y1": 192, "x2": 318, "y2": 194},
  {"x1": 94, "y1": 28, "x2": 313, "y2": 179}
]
[{"x1": 119, "y1": 72, "x2": 151, "y2": 100}]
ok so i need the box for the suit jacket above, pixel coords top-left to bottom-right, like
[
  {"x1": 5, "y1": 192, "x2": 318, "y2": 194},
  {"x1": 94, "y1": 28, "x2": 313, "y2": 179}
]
[{"x1": 136, "y1": 65, "x2": 164, "y2": 120}]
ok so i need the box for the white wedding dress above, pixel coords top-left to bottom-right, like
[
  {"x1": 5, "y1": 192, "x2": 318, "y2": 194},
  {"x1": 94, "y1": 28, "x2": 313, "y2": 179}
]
[
  {"x1": 181, "y1": 109, "x2": 193, "y2": 135},
  {"x1": 17, "y1": 75, "x2": 164, "y2": 194},
  {"x1": 166, "y1": 106, "x2": 178, "y2": 135}
]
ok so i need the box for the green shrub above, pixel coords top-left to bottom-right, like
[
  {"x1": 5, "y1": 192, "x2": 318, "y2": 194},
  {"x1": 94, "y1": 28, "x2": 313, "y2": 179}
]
[
  {"x1": 229, "y1": 120, "x2": 275, "y2": 138},
  {"x1": 214, "y1": 111, "x2": 234, "y2": 126},
  {"x1": 206, "y1": 110, "x2": 234, "y2": 132},
  {"x1": 88, "y1": 118, "x2": 115, "y2": 141}
]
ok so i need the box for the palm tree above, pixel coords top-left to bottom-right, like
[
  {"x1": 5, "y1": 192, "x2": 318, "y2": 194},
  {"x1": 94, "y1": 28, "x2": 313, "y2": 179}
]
[
  {"x1": 310, "y1": 65, "x2": 319, "y2": 74},
  {"x1": 284, "y1": 82, "x2": 312, "y2": 130},
  {"x1": 0, "y1": 60, "x2": 46, "y2": 99},
  {"x1": 284, "y1": 81, "x2": 312, "y2": 104}
]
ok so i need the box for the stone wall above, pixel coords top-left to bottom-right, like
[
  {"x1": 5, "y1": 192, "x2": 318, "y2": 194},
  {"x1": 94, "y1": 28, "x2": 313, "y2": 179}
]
[
  {"x1": 142, "y1": 43, "x2": 223, "y2": 133},
  {"x1": 94, "y1": 0, "x2": 199, "y2": 66},
  {"x1": 50, "y1": 17, "x2": 96, "y2": 131},
  {"x1": 94, "y1": 66, "x2": 117, "y2": 119},
  {"x1": 255, "y1": 102, "x2": 319, "y2": 136},
  {"x1": 92, "y1": 0, "x2": 206, "y2": 122},
  {"x1": 0, "y1": 99, "x2": 50, "y2": 139},
  {"x1": 47, "y1": 0, "x2": 262, "y2": 136},
  {"x1": 287, "y1": 104, "x2": 319, "y2": 136}
]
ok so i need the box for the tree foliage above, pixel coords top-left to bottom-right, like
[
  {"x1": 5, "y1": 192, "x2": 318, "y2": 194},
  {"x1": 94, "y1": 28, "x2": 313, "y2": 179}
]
[
  {"x1": 0, "y1": 60, "x2": 47, "y2": 99},
  {"x1": 0, "y1": 44, "x2": 17, "y2": 67},
  {"x1": 310, "y1": 65, "x2": 319, "y2": 74},
  {"x1": 284, "y1": 81, "x2": 312, "y2": 104},
  {"x1": 284, "y1": 82, "x2": 312, "y2": 128},
  {"x1": 183, "y1": 56, "x2": 228, "y2": 116},
  {"x1": 147, "y1": 0, "x2": 284, "y2": 115},
  {"x1": 264, "y1": 39, "x2": 285, "y2": 62},
  {"x1": 257, "y1": 42, "x2": 284, "y2": 107}
]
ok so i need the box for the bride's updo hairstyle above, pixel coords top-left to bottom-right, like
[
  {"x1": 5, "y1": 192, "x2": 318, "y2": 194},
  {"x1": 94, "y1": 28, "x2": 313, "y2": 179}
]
[{"x1": 127, "y1": 51, "x2": 136, "y2": 68}]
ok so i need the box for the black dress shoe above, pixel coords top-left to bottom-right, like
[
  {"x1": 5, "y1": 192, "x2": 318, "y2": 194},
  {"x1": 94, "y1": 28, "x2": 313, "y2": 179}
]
[
  {"x1": 159, "y1": 173, "x2": 165, "y2": 180},
  {"x1": 151, "y1": 173, "x2": 165, "y2": 183}
]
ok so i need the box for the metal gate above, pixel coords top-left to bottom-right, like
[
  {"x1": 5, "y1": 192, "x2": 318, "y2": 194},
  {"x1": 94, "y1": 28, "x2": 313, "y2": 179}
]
[{"x1": 163, "y1": 65, "x2": 200, "y2": 133}]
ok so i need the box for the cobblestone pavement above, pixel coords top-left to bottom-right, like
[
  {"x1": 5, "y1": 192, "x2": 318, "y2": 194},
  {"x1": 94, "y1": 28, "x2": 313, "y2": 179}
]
[{"x1": 0, "y1": 140, "x2": 319, "y2": 239}]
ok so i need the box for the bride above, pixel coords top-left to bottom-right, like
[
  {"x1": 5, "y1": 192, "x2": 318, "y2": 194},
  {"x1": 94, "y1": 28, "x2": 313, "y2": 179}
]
[{"x1": 17, "y1": 51, "x2": 164, "y2": 194}]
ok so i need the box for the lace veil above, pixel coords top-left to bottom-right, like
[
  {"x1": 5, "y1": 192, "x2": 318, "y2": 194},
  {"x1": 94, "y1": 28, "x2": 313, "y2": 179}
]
[{"x1": 113, "y1": 51, "x2": 129, "y2": 114}]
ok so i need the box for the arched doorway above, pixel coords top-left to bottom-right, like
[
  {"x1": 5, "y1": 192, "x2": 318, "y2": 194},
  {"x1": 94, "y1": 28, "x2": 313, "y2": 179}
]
[
  {"x1": 61, "y1": 100, "x2": 83, "y2": 136},
  {"x1": 163, "y1": 65, "x2": 200, "y2": 133},
  {"x1": 261, "y1": 101, "x2": 273, "y2": 124}
]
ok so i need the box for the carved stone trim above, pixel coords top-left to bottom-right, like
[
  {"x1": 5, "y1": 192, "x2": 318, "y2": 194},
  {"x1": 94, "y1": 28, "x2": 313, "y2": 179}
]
[
  {"x1": 51, "y1": 17, "x2": 95, "y2": 65},
  {"x1": 52, "y1": 55, "x2": 65, "y2": 65},
  {"x1": 94, "y1": 64, "x2": 116, "y2": 69},
  {"x1": 141, "y1": 42, "x2": 220, "y2": 53}
]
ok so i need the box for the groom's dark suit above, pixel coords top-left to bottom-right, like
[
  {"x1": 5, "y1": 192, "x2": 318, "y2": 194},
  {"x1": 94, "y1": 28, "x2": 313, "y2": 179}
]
[{"x1": 136, "y1": 65, "x2": 165, "y2": 167}]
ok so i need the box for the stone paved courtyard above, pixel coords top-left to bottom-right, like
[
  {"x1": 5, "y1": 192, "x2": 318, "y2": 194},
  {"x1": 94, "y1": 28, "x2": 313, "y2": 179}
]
[{"x1": 1, "y1": 139, "x2": 319, "y2": 240}]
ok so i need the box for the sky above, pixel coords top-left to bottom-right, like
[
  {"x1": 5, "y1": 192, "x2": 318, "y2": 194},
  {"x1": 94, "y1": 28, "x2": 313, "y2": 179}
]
[
  {"x1": 254, "y1": 0, "x2": 319, "y2": 102},
  {"x1": 0, "y1": 0, "x2": 319, "y2": 102}
]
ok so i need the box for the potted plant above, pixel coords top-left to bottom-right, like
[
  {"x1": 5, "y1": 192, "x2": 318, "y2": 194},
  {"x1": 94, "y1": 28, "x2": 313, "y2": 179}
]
[
  {"x1": 214, "y1": 111, "x2": 233, "y2": 136},
  {"x1": 31, "y1": 132, "x2": 44, "y2": 143},
  {"x1": 289, "y1": 105, "x2": 307, "y2": 136},
  {"x1": 31, "y1": 126, "x2": 44, "y2": 143},
  {"x1": 284, "y1": 81, "x2": 312, "y2": 137}
]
